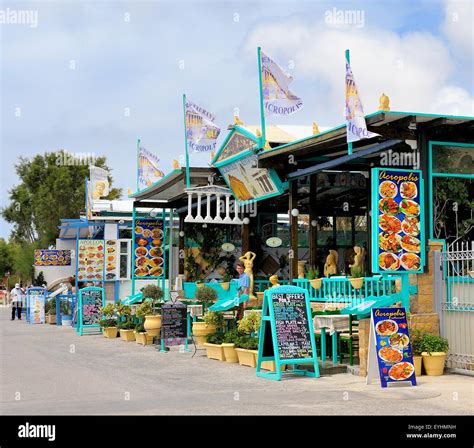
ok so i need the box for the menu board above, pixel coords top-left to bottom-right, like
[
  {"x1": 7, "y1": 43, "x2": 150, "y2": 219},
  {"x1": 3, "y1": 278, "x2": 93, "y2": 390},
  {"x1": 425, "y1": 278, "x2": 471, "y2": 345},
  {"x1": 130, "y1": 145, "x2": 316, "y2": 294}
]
[
  {"x1": 134, "y1": 219, "x2": 164, "y2": 278},
  {"x1": 80, "y1": 288, "x2": 103, "y2": 326},
  {"x1": 78, "y1": 240, "x2": 104, "y2": 281},
  {"x1": 372, "y1": 168, "x2": 425, "y2": 273},
  {"x1": 270, "y1": 292, "x2": 313, "y2": 360},
  {"x1": 28, "y1": 289, "x2": 45, "y2": 324},
  {"x1": 104, "y1": 240, "x2": 119, "y2": 280},
  {"x1": 371, "y1": 307, "x2": 416, "y2": 388},
  {"x1": 161, "y1": 301, "x2": 187, "y2": 346},
  {"x1": 34, "y1": 250, "x2": 71, "y2": 266}
]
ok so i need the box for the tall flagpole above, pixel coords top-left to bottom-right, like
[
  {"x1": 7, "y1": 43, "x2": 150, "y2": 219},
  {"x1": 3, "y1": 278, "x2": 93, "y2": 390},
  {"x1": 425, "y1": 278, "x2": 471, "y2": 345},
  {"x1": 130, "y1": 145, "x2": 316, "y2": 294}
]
[
  {"x1": 257, "y1": 47, "x2": 266, "y2": 150},
  {"x1": 345, "y1": 49, "x2": 353, "y2": 156},
  {"x1": 136, "y1": 138, "x2": 141, "y2": 191},
  {"x1": 183, "y1": 94, "x2": 191, "y2": 188}
]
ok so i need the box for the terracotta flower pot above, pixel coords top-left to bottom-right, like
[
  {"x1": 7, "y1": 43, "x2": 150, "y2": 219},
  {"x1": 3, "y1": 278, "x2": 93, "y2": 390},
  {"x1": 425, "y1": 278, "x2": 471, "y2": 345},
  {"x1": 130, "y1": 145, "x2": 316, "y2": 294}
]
[
  {"x1": 222, "y1": 343, "x2": 238, "y2": 363},
  {"x1": 422, "y1": 352, "x2": 447, "y2": 376},
  {"x1": 192, "y1": 322, "x2": 216, "y2": 346},
  {"x1": 204, "y1": 343, "x2": 226, "y2": 361},
  {"x1": 144, "y1": 315, "x2": 162, "y2": 337}
]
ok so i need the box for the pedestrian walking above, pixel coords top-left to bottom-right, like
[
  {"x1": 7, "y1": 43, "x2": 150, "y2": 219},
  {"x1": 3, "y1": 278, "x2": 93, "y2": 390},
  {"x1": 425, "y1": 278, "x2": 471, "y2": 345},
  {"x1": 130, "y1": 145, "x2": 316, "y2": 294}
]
[{"x1": 10, "y1": 283, "x2": 25, "y2": 320}]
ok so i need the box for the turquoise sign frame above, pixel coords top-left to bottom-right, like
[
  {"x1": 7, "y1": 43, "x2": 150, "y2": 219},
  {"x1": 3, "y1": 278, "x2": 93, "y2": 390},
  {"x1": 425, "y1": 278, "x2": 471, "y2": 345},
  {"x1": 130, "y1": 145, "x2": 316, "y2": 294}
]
[
  {"x1": 371, "y1": 168, "x2": 426, "y2": 274},
  {"x1": 76, "y1": 286, "x2": 105, "y2": 336},
  {"x1": 26, "y1": 287, "x2": 46, "y2": 325},
  {"x1": 256, "y1": 285, "x2": 320, "y2": 381}
]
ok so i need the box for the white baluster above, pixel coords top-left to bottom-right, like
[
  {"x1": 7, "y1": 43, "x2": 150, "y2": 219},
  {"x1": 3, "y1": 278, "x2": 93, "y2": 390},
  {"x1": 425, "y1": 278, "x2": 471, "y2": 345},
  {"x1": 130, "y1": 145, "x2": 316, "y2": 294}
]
[
  {"x1": 195, "y1": 192, "x2": 204, "y2": 222},
  {"x1": 185, "y1": 192, "x2": 193, "y2": 222},
  {"x1": 204, "y1": 193, "x2": 212, "y2": 223},
  {"x1": 214, "y1": 194, "x2": 222, "y2": 223},
  {"x1": 232, "y1": 199, "x2": 241, "y2": 224},
  {"x1": 223, "y1": 194, "x2": 232, "y2": 223}
]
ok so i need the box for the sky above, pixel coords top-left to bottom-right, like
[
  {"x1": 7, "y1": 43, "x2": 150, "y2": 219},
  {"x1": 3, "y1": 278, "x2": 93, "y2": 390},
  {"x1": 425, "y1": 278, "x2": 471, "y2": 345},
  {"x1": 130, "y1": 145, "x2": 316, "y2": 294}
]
[{"x1": 1, "y1": 0, "x2": 473, "y2": 240}]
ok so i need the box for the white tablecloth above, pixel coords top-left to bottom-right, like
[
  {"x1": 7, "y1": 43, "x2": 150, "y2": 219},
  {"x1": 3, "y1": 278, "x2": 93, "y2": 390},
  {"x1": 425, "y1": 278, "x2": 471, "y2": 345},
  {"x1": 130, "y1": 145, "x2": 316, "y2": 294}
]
[{"x1": 313, "y1": 314, "x2": 350, "y2": 335}]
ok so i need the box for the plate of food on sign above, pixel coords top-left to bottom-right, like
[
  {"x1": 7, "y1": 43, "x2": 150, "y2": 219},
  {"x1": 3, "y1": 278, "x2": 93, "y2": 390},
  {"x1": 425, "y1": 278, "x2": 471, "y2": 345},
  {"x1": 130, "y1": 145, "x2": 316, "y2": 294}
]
[
  {"x1": 401, "y1": 216, "x2": 420, "y2": 236},
  {"x1": 379, "y1": 214, "x2": 402, "y2": 233},
  {"x1": 375, "y1": 319, "x2": 398, "y2": 336},
  {"x1": 379, "y1": 198, "x2": 399, "y2": 216},
  {"x1": 379, "y1": 346, "x2": 403, "y2": 363},
  {"x1": 401, "y1": 235, "x2": 421, "y2": 253},
  {"x1": 389, "y1": 333, "x2": 410, "y2": 349},
  {"x1": 400, "y1": 253, "x2": 421, "y2": 270},
  {"x1": 388, "y1": 362, "x2": 415, "y2": 381},
  {"x1": 379, "y1": 232, "x2": 402, "y2": 253},
  {"x1": 379, "y1": 252, "x2": 400, "y2": 270},
  {"x1": 400, "y1": 199, "x2": 420, "y2": 217},
  {"x1": 379, "y1": 181, "x2": 398, "y2": 198},
  {"x1": 400, "y1": 181, "x2": 417, "y2": 199}
]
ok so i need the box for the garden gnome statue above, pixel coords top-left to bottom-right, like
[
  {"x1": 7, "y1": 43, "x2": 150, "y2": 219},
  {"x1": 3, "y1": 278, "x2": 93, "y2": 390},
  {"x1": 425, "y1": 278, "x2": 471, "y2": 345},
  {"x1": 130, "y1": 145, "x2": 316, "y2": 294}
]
[
  {"x1": 324, "y1": 250, "x2": 338, "y2": 277},
  {"x1": 350, "y1": 246, "x2": 366, "y2": 271},
  {"x1": 239, "y1": 251, "x2": 256, "y2": 298},
  {"x1": 269, "y1": 274, "x2": 280, "y2": 288},
  {"x1": 378, "y1": 93, "x2": 390, "y2": 111}
]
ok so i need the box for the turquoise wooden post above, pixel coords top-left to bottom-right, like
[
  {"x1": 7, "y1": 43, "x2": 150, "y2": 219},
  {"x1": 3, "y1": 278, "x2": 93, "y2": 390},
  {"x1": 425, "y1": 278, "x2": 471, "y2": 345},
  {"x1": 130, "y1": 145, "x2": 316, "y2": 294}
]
[
  {"x1": 320, "y1": 327, "x2": 326, "y2": 361},
  {"x1": 331, "y1": 331, "x2": 338, "y2": 364}
]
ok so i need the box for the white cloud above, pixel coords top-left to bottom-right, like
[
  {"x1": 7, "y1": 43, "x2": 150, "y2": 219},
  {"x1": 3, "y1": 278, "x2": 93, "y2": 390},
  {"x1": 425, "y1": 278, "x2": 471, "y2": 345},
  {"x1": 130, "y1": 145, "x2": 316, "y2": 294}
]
[
  {"x1": 244, "y1": 16, "x2": 473, "y2": 118},
  {"x1": 442, "y1": 0, "x2": 474, "y2": 56}
]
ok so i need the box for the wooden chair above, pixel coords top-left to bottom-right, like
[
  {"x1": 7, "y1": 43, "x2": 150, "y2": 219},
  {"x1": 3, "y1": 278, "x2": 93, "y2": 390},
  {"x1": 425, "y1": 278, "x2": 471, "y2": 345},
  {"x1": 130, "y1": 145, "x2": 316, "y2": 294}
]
[{"x1": 338, "y1": 316, "x2": 359, "y2": 366}]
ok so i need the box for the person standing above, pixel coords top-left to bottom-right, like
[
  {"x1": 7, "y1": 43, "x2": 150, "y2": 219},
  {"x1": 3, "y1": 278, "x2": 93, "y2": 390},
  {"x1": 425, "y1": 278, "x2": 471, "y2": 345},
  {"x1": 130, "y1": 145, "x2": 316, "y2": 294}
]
[
  {"x1": 235, "y1": 263, "x2": 250, "y2": 321},
  {"x1": 10, "y1": 283, "x2": 24, "y2": 320}
]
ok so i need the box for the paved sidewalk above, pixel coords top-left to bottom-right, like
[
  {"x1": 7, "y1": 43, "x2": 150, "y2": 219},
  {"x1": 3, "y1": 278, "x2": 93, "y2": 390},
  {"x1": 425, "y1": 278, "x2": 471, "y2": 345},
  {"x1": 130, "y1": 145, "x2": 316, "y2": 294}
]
[{"x1": 1, "y1": 308, "x2": 472, "y2": 415}]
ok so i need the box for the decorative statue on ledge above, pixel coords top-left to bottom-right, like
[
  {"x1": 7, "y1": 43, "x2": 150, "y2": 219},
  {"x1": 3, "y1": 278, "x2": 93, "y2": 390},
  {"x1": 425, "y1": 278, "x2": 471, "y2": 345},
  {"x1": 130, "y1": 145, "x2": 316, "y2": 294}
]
[
  {"x1": 239, "y1": 251, "x2": 256, "y2": 298},
  {"x1": 324, "y1": 250, "x2": 338, "y2": 277},
  {"x1": 378, "y1": 93, "x2": 390, "y2": 111},
  {"x1": 269, "y1": 274, "x2": 280, "y2": 288},
  {"x1": 350, "y1": 246, "x2": 366, "y2": 272}
]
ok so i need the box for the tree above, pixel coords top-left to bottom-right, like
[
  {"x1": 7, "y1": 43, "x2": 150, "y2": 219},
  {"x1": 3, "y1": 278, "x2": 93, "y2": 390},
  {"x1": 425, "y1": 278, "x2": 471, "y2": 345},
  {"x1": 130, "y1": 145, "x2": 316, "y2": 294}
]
[
  {"x1": 0, "y1": 238, "x2": 14, "y2": 278},
  {"x1": 33, "y1": 271, "x2": 46, "y2": 287},
  {"x1": 2, "y1": 151, "x2": 121, "y2": 246}
]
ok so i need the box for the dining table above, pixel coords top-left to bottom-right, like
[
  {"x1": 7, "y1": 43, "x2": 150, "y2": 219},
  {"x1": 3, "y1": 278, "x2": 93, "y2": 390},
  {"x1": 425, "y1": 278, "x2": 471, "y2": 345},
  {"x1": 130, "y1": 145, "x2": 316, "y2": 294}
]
[{"x1": 313, "y1": 314, "x2": 351, "y2": 364}]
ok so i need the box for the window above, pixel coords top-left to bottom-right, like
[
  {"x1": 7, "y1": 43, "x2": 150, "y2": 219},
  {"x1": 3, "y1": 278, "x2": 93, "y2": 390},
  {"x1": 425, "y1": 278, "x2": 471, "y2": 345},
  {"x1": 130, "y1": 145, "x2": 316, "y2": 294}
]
[{"x1": 118, "y1": 239, "x2": 131, "y2": 280}]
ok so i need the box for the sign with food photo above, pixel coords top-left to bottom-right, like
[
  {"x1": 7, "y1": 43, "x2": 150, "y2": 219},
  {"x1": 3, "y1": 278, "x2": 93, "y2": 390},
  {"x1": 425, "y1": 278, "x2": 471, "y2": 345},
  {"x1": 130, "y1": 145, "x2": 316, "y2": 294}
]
[
  {"x1": 371, "y1": 168, "x2": 425, "y2": 273},
  {"x1": 371, "y1": 307, "x2": 416, "y2": 388},
  {"x1": 77, "y1": 240, "x2": 105, "y2": 281},
  {"x1": 133, "y1": 219, "x2": 164, "y2": 278},
  {"x1": 34, "y1": 249, "x2": 72, "y2": 266}
]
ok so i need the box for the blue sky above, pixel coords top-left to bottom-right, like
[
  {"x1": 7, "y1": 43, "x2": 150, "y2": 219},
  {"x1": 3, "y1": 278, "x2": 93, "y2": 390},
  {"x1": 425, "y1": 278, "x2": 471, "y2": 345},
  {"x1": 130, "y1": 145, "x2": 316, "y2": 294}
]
[{"x1": 1, "y1": 0, "x2": 473, "y2": 240}]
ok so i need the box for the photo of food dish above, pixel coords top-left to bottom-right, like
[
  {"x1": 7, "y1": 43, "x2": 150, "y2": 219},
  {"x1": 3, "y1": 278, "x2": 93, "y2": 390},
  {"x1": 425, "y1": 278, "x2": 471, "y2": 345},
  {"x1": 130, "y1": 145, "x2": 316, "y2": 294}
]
[
  {"x1": 402, "y1": 216, "x2": 420, "y2": 236},
  {"x1": 379, "y1": 214, "x2": 401, "y2": 233},
  {"x1": 375, "y1": 319, "x2": 398, "y2": 336},
  {"x1": 136, "y1": 237, "x2": 148, "y2": 247},
  {"x1": 400, "y1": 181, "x2": 417, "y2": 199},
  {"x1": 135, "y1": 226, "x2": 143, "y2": 235},
  {"x1": 149, "y1": 257, "x2": 163, "y2": 267},
  {"x1": 135, "y1": 247, "x2": 148, "y2": 257},
  {"x1": 148, "y1": 266, "x2": 163, "y2": 276},
  {"x1": 389, "y1": 333, "x2": 410, "y2": 348},
  {"x1": 379, "y1": 181, "x2": 397, "y2": 198},
  {"x1": 379, "y1": 346, "x2": 403, "y2": 363},
  {"x1": 143, "y1": 229, "x2": 152, "y2": 238},
  {"x1": 401, "y1": 235, "x2": 421, "y2": 253},
  {"x1": 400, "y1": 253, "x2": 421, "y2": 270},
  {"x1": 106, "y1": 240, "x2": 115, "y2": 246},
  {"x1": 400, "y1": 199, "x2": 420, "y2": 216},
  {"x1": 106, "y1": 273, "x2": 116, "y2": 280},
  {"x1": 379, "y1": 198, "x2": 399, "y2": 216},
  {"x1": 379, "y1": 252, "x2": 400, "y2": 270},
  {"x1": 134, "y1": 267, "x2": 147, "y2": 277},
  {"x1": 379, "y1": 232, "x2": 402, "y2": 253},
  {"x1": 388, "y1": 362, "x2": 415, "y2": 381},
  {"x1": 149, "y1": 247, "x2": 163, "y2": 257},
  {"x1": 135, "y1": 257, "x2": 148, "y2": 267},
  {"x1": 151, "y1": 228, "x2": 163, "y2": 239},
  {"x1": 151, "y1": 239, "x2": 162, "y2": 247},
  {"x1": 107, "y1": 247, "x2": 115, "y2": 253}
]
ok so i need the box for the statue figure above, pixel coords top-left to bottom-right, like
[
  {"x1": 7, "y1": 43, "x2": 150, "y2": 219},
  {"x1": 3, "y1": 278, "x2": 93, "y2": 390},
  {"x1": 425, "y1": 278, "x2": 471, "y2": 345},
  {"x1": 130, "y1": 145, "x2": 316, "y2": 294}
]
[
  {"x1": 234, "y1": 115, "x2": 244, "y2": 126},
  {"x1": 239, "y1": 251, "x2": 256, "y2": 298},
  {"x1": 269, "y1": 274, "x2": 280, "y2": 288},
  {"x1": 172, "y1": 159, "x2": 180, "y2": 169},
  {"x1": 324, "y1": 250, "x2": 338, "y2": 277},
  {"x1": 378, "y1": 93, "x2": 390, "y2": 111},
  {"x1": 350, "y1": 246, "x2": 366, "y2": 271},
  {"x1": 312, "y1": 121, "x2": 320, "y2": 135}
]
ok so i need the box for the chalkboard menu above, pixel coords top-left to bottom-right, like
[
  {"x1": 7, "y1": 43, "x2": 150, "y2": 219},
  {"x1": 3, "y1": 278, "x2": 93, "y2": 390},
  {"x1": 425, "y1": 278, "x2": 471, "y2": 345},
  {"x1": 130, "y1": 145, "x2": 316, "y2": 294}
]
[
  {"x1": 161, "y1": 300, "x2": 187, "y2": 346},
  {"x1": 271, "y1": 292, "x2": 313, "y2": 360},
  {"x1": 81, "y1": 288, "x2": 103, "y2": 326}
]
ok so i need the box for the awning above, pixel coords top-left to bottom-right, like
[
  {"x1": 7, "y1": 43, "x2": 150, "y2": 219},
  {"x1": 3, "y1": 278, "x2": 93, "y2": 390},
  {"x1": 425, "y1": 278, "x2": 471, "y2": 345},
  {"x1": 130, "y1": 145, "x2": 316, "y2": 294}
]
[{"x1": 287, "y1": 139, "x2": 403, "y2": 180}]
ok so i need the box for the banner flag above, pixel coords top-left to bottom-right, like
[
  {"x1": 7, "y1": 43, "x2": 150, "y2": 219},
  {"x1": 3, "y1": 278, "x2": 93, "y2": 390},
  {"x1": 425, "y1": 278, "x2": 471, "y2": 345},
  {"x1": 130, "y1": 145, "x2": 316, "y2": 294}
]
[
  {"x1": 345, "y1": 61, "x2": 379, "y2": 143},
  {"x1": 261, "y1": 50, "x2": 303, "y2": 116},
  {"x1": 138, "y1": 146, "x2": 164, "y2": 189},
  {"x1": 89, "y1": 166, "x2": 110, "y2": 199},
  {"x1": 185, "y1": 99, "x2": 221, "y2": 153}
]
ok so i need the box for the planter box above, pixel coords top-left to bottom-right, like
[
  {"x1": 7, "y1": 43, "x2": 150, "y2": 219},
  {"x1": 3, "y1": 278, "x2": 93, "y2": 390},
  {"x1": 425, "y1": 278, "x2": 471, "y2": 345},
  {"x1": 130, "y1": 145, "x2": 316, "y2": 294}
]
[
  {"x1": 103, "y1": 327, "x2": 119, "y2": 338},
  {"x1": 46, "y1": 314, "x2": 56, "y2": 325},
  {"x1": 204, "y1": 343, "x2": 226, "y2": 361},
  {"x1": 120, "y1": 329, "x2": 136, "y2": 342},
  {"x1": 134, "y1": 331, "x2": 154, "y2": 346},
  {"x1": 61, "y1": 316, "x2": 72, "y2": 327},
  {"x1": 222, "y1": 343, "x2": 239, "y2": 363},
  {"x1": 235, "y1": 348, "x2": 258, "y2": 367},
  {"x1": 260, "y1": 360, "x2": 287, "y2": 372}
]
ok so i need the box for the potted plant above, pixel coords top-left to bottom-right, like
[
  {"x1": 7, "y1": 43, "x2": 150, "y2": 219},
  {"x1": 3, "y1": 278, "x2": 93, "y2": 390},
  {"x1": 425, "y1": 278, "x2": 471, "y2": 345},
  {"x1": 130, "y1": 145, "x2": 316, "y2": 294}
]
[
  {"x1": 61, "y1": 301, "x2": 73, "y2": 327},
  {"x1": 306, "y1": 265, "x2": 322, "y2": 290},
  {"x1": 349, "y1": 265, "x2": 364, "y2": 290},
  {"x1": 220, "y1": 273, "x2": 232, "y2": 291},
  {"x1": 419, "y1": 333, "x2": 449, "y2": 376},
  {"x1": 134, "y1": 322, "x2": 154, "y2": 346},
  {"x1": 235, "y1": 335, "x2": 259, "y2": 367},
  {"x1": 237, "y1": 311, "x2": 261, "y2": 336},
  {"x1": 100, "y1": 303, "x2": 118, "y2": 338},
  {"x1": 116, "y1": 302, "x2": 135, "y2": 341},
  {"x1": 140, "y1": 285, "x2": 164, "y2": 337},
  {"x1": 193, "y1": 310, "x2": 223, "y2": 346},
  {"x1": 411, "y1": 329, "x2": 424, "y2": 376},
  {"x1": 195, "y1": 285, "x2": 218, "y2": 313},
  {"x1": 45, "y1": 298, "x2": 57, "y2": 324},
  {"x1": 222, "y1": 329, "x2": 245, "y2": 363},
  {"x1": 204, "y1": 332, "x2": 226, "y2": 361}
]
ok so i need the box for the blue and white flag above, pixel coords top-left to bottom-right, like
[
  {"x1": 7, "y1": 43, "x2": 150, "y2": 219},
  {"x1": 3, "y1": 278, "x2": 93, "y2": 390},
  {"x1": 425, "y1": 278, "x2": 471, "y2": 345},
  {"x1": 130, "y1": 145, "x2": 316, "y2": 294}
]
[
  {"x1": 185, "y1": 99, "x2": 221, "y2": 153},
  {"x1": 345, "y1": 61, "x2": 379, "y2": 143},
  {"x1": 261, "y1": 50, "x2": 303, "y2": 116},
  {"x1": 138, "y1": 146, "x2": 164, "y2": 189}
]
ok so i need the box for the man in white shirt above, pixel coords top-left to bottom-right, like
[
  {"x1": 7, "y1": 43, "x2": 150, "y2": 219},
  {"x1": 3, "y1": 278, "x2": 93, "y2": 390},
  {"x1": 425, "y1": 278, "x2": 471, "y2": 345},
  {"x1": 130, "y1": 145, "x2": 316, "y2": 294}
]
[{"x1": 10, "y1": 283, "x2": 24, "y2": 320}]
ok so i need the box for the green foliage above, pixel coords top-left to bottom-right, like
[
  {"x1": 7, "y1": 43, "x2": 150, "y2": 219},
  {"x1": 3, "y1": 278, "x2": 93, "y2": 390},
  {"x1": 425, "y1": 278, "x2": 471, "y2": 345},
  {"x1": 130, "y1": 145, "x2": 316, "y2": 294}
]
[
  {"x1": 136, "y1": 301, "x2": 153, "y2": 318},
  {"x1": 235, "y1": 335, "x2": 258, "y2": 350},
  {"x1": 33, "y1": 271, "x2": 46, "y2": 287},
  {"x1": 205, "y1": 332, "x2": 225, "y2": 344},
  {"x1": 100, "y1": 318, "x2": 117, "y2": 328},
  {"x1": 221, "y1": 273, "x2": 232, "y2": 283},
  {"x1": 223, "y1": 329, "x2": 245, "y2": 344},
  {"x1": 411, "y1": 329, "x2": 424, "y2": 355},
  {"x1": 0, "y1": 238, "x2": 14, "y2": 279},
  {"x1": 11, "y1": 242, "x2": 36, "y2": 283},
  {"x1": 45, "y1": 298, "x2": 70, "y2": 315},
  {"x1": 135, "y1": 322, "x2": 146, "y2": 333},
  {"x1": 1, "y1": 151, "x2": 121, "y2": 246},
  {"x1": 118, "y1": 320, "x2": 136, "y2": 330},
  {"x1": 419, "y1": 333, "x2": 449, "y2": 355},
  {"x1": 350, "y1": 264, "x2": 364, "y2": 278},
  {"x1": 195, "y1": 285, "x2": 218, "y2": 310},
  {"x1": 101, "y1": 303, "x2": 117, "y2": 318},
  {"x1": 306, "y1": 265, "x2": 319, "y2": 280},
  {"x1": 203, "y1": 310, "x2": 224, "y2": 328},
  {"x1": 139, "y1": 285, "x2": 163, "y2": 315},
  {"x1": 116, "y1": 301, "x2": 132, "y2": 318},
  {"x1": 238, "y1": 311, "x2": 261, "y2": 334},
  {"x1": 140, "y1": 285, "x2": 164, "y2": 302}
]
